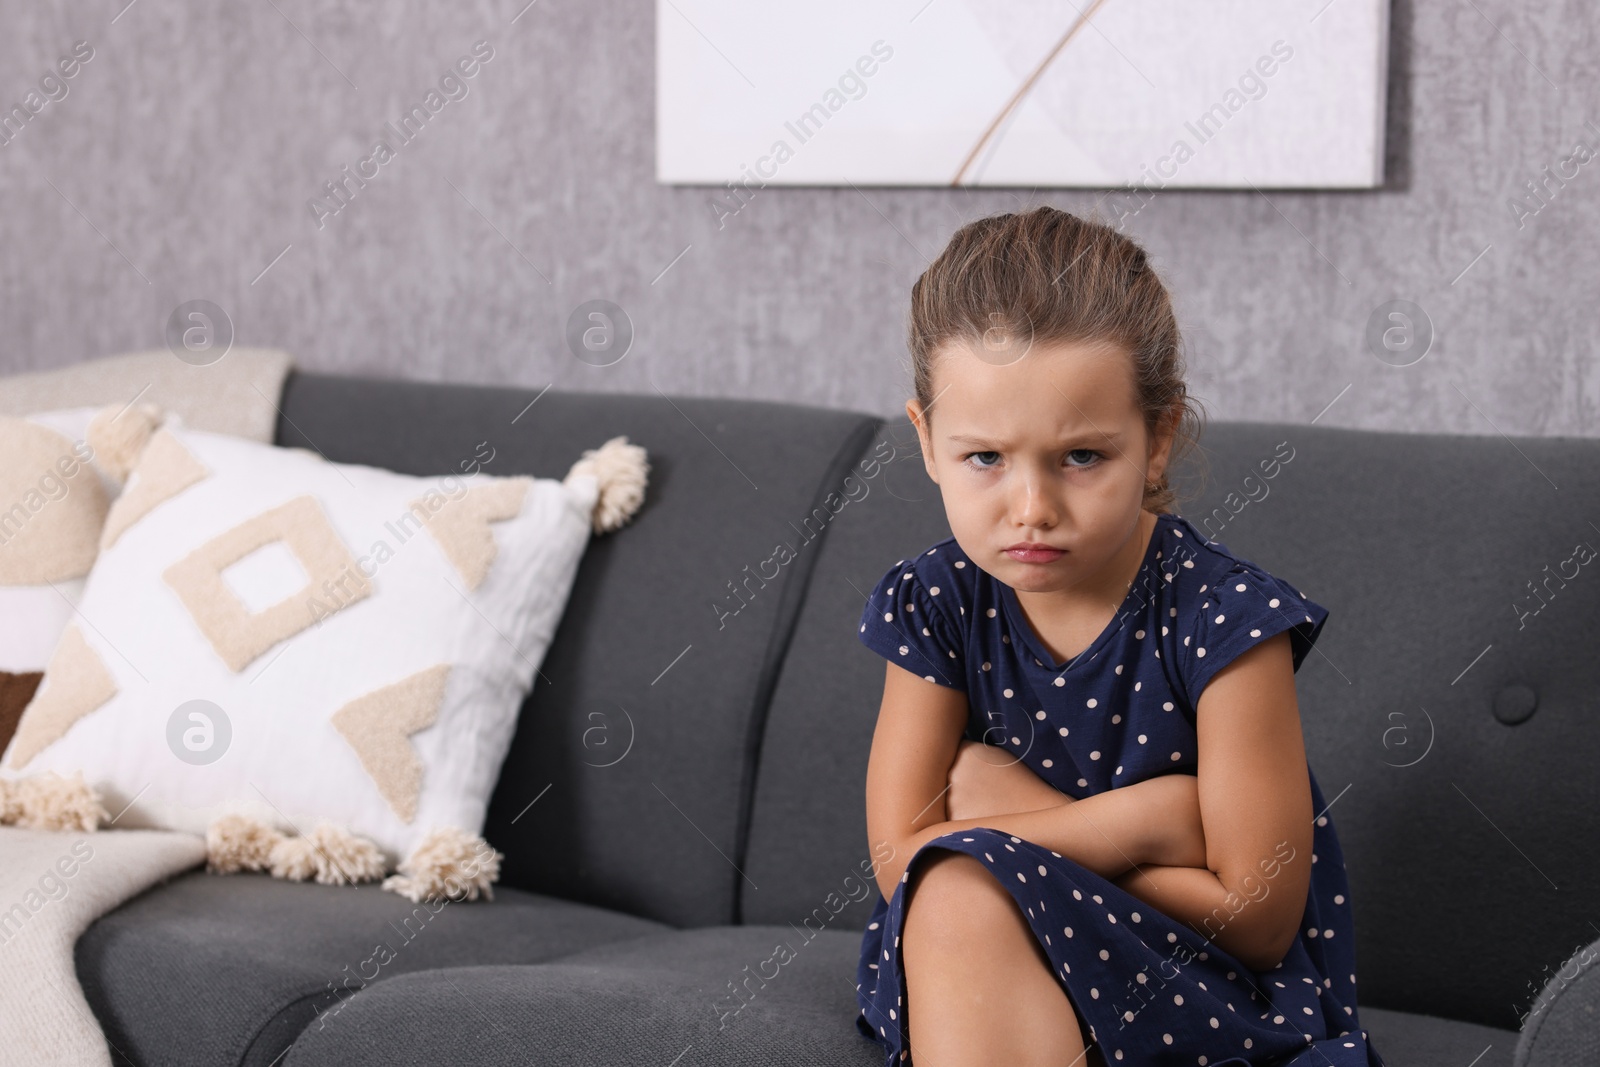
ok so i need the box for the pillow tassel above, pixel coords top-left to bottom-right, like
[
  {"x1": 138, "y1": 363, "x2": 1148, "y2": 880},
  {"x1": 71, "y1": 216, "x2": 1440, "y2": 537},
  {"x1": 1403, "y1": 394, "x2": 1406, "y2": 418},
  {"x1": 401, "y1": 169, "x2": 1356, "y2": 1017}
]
[
  {"x1": 381, "y1": 827, "x2": 502, "y2": 903},
  {"x1": 564, "y1": 435, "x2": 649, "y2": 535},
  {"x1": 205, "y1": 813, "x2": 284, "y2": 874},
  {"x1": 266, "y1": 822, "x2": 387, "y2": 885},
  {"x1": 0, "y1": 771, "x2": 108, "y2": 832},
  {"x1": 267, "y1": 834, "x2": 319, "y2": 882}
]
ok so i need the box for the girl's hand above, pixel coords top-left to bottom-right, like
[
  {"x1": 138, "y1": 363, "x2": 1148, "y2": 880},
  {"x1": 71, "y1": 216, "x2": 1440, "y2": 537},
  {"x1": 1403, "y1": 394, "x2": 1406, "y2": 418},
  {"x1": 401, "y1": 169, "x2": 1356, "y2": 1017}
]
[{"x1": 945, "y1": 739, "x2": 1076, "y2": 821}]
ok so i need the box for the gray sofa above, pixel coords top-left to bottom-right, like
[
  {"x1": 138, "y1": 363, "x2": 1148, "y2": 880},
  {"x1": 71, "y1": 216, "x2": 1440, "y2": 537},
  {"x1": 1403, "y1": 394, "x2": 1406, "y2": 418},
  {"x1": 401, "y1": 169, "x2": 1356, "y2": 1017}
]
[{"x1": 73, "y1": 370, "x2": 1598, "y2": 1066}]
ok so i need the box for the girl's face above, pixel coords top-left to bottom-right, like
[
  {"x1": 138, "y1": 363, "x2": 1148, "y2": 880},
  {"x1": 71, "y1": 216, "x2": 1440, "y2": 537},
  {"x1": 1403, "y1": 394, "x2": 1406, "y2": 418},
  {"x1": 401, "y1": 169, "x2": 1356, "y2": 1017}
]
[{"x1": 906, "y1": 336, "x2": 1176, "y2": 599}]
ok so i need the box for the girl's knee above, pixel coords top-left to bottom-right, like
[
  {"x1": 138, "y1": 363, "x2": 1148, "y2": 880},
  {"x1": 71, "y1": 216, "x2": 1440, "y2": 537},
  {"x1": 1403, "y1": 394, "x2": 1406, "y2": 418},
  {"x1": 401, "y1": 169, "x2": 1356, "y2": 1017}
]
[
  {"x1": 904, "y1": 850, "x2": 1016, "y2": 942},
  {"x1": 908, "y1": 849, "x2": 994, "y2": 895}
]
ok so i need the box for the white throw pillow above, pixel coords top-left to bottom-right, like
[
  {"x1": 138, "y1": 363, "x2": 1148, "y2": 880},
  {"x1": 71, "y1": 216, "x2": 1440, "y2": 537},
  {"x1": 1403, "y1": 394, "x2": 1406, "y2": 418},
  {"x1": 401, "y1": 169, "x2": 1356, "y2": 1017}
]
[{"x1": 0, "y1": 419, "x2": 605, "y2": 864}]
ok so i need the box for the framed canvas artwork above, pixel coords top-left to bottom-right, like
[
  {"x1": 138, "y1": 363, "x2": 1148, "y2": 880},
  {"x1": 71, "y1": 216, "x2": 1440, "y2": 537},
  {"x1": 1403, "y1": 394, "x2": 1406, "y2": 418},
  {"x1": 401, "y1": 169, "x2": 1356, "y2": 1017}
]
[{"x1": 657, "y1": 0, "x2": 1390, "y2": 189}]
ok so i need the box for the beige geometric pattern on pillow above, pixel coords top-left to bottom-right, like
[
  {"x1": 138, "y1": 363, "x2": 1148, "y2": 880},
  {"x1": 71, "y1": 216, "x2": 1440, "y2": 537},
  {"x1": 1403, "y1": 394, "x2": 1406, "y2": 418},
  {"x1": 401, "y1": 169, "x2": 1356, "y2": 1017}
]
[
  {"x1": 86, "y1": 402, "x2": 162, "y2": 483},
  {"x1": 6, "y1": 624, "x2": 117, "y2": 768},
  {"x1": 0, "y1": 418, "x2": 109, "y2": 584},
  {"x1": 101, "y1": 427, "x2": 209, "y2": 550},
  {"x1": 410, "y1": 478, "x2": 532, "y2": 590},
  {"x1": 162, "y1": 495, "x2": 373, "y2": 672},
  {"x1": 330, "y1": 663, "x2": 451, "y2": 822}
]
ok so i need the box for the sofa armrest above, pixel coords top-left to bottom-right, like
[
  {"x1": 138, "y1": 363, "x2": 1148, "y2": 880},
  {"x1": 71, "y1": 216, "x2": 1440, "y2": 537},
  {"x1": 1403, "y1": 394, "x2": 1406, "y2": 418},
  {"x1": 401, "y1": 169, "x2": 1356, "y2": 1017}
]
[{"x1": 1515, "y1": 935, "x2": 1600, "y2": 1067}]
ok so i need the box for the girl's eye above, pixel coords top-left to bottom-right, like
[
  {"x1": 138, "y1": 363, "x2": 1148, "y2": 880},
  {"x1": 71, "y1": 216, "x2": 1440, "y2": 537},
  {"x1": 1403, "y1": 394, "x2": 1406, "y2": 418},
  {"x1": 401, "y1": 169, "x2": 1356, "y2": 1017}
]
[{"x1": 961, "y1": 449, "x2": 1103, "y2": 470}]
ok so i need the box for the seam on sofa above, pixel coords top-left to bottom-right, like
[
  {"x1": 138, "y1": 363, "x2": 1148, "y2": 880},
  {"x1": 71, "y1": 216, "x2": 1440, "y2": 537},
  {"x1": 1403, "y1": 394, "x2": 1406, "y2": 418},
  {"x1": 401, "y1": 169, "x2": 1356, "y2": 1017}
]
[
  {"x1": 238, "y1": 987, "x2": 343, "y2": 1067},
  {"x1": 730, "y1": 414, "x2": 887, "y2": 925}
]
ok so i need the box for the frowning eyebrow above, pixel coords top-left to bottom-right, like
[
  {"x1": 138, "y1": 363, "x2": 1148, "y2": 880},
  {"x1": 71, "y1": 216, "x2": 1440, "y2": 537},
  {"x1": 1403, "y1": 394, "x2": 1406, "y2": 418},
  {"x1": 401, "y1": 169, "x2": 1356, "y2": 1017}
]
[{"x1": 945, "y1": 430, "x2": 1123, "y2": 447}]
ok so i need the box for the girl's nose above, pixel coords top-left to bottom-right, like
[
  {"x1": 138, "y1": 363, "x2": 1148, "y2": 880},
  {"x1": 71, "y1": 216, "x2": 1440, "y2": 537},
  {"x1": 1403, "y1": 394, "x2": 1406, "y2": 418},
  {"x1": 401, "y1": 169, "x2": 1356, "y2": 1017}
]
[{"x1": 1010, "y1": 467, "x2": 1059, "y2": 529}]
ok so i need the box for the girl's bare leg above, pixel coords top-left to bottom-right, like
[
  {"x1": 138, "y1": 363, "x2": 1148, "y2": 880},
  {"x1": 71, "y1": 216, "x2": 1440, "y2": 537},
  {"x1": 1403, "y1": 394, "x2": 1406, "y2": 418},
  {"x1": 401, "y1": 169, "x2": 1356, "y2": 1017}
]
[{"x1": 901, "y1": 849, "x2": 1107, "y2": 1067}]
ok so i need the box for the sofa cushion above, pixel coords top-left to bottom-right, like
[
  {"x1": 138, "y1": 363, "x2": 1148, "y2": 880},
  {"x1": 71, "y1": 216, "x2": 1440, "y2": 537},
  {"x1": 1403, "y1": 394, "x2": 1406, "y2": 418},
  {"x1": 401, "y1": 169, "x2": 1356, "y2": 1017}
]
[
  {"x1": 746, "y1": 415, "x2": 1600, "y2": 1033},
  {"x1": 1513, "y1": 933, "x2": 1600, "y2": 1067},
  {"x1": 274, "y1": 371, "x2": 881, "y2": 927},
  {"x1": 280, "y1": 926, "x2": 882, "y2": 1066},
  {"x1": 1360, "y1": 1007, "x2": 1515, "y2": 1067},
  {"x1": 276, "y1": 927, "x2": 1514, "y2": 1067},
  {"x1": 75, "y1": 869, "x2": 669, "y2": 1067}
]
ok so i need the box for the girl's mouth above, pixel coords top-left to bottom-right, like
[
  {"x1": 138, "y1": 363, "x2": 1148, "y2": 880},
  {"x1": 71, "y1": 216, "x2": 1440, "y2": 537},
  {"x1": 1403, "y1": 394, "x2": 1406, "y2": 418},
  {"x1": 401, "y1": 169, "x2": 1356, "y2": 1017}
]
[{"x1": 1005, "y1": 546, "x2": 1065, "y2": 564}]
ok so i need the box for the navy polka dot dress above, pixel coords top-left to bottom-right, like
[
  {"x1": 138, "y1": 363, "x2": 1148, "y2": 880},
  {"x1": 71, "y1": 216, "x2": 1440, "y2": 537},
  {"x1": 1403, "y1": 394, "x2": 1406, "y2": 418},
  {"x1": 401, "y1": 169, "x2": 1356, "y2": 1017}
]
[{"x1": 853, "y1": 511, "x2": 1385, "y2": 1067}]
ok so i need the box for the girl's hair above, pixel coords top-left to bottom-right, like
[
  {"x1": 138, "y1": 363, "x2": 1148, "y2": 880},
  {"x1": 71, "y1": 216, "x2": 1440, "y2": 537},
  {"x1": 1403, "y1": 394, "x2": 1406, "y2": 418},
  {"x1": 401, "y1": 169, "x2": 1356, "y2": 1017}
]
[{"x1": 907, "y1": 205, "x2": 1207, "y2": 515}]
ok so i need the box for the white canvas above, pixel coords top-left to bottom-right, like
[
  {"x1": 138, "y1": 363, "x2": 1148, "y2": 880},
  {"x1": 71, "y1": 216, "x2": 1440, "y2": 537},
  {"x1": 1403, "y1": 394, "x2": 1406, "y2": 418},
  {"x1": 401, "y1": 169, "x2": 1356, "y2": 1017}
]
[{"x1": 657, "y1": 0, "x2": 1389, "y2": 189}]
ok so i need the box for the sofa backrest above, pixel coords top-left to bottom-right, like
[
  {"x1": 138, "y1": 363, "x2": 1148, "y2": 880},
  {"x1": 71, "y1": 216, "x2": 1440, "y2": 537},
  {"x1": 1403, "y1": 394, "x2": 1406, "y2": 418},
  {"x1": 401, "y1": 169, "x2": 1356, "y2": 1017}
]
[
  {"x1": 274, "y1": 370, "x2": 879, "y2": 928},
  {"x1": 279, "y1": 371, "x2": 1600, "y2": 1032},
  {"x1": 746, "y1": 414, "x2": 1600, "y2": 1035}
]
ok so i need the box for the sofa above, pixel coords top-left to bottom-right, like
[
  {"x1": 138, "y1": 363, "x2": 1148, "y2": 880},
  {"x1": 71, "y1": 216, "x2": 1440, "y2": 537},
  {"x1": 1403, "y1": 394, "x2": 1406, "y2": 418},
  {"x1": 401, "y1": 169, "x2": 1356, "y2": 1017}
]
[{"x1": 71, "y1": 369, "x2": 1599, "y2": 1066}]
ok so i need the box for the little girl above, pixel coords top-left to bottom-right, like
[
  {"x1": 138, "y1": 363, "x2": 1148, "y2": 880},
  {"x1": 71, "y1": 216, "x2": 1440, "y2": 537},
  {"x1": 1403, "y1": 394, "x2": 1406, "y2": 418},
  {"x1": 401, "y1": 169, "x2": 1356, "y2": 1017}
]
[{"x1": 853, "y1": 207, "x2": 1385, "y2": 1067}]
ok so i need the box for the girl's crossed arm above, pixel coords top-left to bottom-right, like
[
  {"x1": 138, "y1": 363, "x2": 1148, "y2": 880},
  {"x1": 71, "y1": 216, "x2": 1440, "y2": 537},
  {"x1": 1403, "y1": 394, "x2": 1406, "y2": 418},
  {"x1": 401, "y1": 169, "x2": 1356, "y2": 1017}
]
[
  {"x1": 865, "y1": 661, "x2": 1206, "y2": 901},
  {"x1": 1112, "y1": 632, "x2": 1316, "y2": 972}
]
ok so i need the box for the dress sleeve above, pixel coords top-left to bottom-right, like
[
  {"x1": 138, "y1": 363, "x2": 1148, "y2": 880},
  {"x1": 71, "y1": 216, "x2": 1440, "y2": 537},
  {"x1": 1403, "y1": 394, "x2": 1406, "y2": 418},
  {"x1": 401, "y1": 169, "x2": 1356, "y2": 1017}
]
[
  {"x1": 858, "y1": 557, "x2": 966, "y2": 691},
  {"x1": 1176, "y1": 561, "x2": 1329, "y2": 705}
]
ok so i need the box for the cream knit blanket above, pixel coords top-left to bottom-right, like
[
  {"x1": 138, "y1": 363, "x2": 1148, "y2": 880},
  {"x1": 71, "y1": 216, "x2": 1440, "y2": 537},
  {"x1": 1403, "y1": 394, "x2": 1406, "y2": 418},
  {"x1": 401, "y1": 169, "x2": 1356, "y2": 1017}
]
[{"x1": 0, "y1": 827, "x2": 206, "y2": 1066}]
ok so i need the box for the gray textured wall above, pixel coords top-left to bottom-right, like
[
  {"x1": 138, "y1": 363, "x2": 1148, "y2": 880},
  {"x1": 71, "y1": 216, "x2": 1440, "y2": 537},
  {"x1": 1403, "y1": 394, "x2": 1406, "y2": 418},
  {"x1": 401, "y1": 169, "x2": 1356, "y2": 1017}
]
[{"x1": 0, "y1": 0, "x2": 1593, "y2": 435}]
